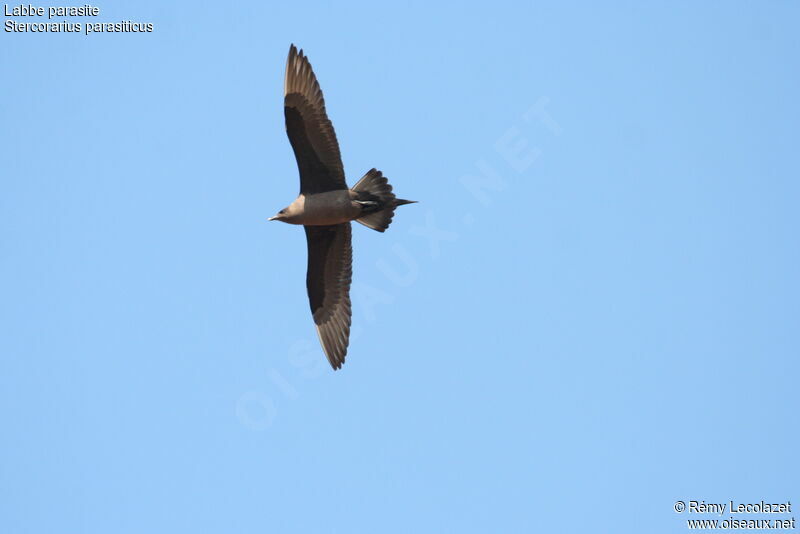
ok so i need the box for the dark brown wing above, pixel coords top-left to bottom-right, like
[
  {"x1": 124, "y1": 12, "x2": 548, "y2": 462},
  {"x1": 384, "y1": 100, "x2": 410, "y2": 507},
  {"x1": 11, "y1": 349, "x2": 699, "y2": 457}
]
[
  {"x1": 284, "y1": 44, "x2": 347, "y2": 195},
  {"x1": 305, "y1": 223, "x2": 352, "y2": 369}
]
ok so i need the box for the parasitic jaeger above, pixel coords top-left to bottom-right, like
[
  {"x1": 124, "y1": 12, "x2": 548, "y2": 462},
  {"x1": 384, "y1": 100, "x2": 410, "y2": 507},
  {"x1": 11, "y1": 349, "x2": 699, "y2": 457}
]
[{"x1": 269, "y1": 44, "x2": 416, "y2": 370}]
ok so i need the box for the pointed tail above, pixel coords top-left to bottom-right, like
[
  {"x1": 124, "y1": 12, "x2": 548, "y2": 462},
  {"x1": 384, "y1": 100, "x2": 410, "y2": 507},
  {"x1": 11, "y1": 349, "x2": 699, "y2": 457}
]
[{"x1": 351, "y1": 169, "x2": 417, "y2": 233}]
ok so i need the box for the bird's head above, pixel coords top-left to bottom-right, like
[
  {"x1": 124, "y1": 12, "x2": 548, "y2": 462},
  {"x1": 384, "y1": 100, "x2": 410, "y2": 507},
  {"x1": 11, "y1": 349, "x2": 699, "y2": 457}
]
[
  {"x1": 269, "y1": 197, "x2": 304, "y2": 224},
  {"x1": 268, "y1": 207, "x2": 289, "y2": 222}
]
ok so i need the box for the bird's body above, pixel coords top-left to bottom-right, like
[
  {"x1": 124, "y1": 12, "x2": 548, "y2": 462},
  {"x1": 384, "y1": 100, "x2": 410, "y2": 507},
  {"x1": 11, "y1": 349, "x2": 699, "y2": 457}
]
[
  {"x1": 276, "y1": 191, "x2": 362, "y2": 226},
  {"x1": 270, "y1": 45, "x2": 416, "y2": 369}
]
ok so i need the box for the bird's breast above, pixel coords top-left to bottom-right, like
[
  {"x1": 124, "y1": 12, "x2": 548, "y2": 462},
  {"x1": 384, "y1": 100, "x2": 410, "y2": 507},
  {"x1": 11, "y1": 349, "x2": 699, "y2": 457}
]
[{"x1": 296, "y1": 191, "x2": 359, "y2": 226}]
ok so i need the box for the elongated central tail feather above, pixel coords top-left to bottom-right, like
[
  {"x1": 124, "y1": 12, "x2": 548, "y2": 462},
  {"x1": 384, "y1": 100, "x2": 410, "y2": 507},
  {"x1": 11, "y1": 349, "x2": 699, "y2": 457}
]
[{"x1": 351, "y1": 169, "x2": 416, "y2": 232}]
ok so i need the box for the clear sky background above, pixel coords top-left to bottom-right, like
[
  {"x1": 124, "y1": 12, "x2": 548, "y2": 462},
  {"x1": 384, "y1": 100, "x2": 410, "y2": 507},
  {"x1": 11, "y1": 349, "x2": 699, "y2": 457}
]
[{"x1": 1, "y1": 1, "x2": 798, "y2": 533}]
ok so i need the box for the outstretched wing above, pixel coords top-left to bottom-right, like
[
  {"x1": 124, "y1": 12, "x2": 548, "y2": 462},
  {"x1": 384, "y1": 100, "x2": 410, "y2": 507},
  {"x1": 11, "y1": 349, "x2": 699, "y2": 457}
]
[
  {"x1": 284, "y1": 44, "x2": 347, "y2": 195},
  {"x1": 304, "y1": 223, "x2": 352, "y2": 369}
]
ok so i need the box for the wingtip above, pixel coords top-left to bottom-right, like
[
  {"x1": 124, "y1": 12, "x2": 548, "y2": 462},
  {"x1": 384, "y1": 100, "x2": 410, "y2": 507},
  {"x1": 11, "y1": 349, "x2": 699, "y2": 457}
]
[
  {"x1": 288, "y1": 44, "x2": 302, "y2": 63},
  {"x1": 315, "y1": 323, "x2": 347, "y2": 371},
  {"x1": 326, "y1": 349, "x2": 345, "y2": 370}
]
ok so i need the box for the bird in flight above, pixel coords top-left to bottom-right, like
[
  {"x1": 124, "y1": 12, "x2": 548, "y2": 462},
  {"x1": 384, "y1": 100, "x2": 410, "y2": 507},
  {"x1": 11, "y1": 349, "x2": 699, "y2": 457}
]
[{"x1": 270, "y1": 44, "x2": 416, "y2": 370}]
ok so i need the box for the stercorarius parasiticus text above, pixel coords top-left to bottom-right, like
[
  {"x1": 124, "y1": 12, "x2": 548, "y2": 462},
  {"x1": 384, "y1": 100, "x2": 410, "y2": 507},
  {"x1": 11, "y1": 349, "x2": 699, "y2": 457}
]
[{"x1": 269, "y1": 44, "x2": 416, "y2": 370}]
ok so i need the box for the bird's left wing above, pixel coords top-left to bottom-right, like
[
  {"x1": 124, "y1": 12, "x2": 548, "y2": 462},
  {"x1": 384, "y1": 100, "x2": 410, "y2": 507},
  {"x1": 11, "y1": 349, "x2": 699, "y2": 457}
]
[
  {"x1": 284, "y1": 44, "x2": 347, "y2": 195},
  {"x1": 304, "y1": 223, "x2": 352, "y2": 369}
]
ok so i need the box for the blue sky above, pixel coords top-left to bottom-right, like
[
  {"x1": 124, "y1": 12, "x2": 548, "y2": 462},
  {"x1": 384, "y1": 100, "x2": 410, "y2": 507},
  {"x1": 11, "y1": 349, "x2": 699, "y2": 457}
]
[{"x1": 1, "y1": 1, "x2": 798, "y2": 532}]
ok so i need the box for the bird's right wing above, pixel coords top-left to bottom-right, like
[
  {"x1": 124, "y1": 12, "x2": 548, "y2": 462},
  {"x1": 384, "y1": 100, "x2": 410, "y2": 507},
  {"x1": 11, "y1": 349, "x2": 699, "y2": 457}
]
[
  {"x1": 284, "y1": 44, "x2": 347, "y2": 195},
  {"x1": 304, "y1": 223, "x2": 353, "y2": 369}
]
